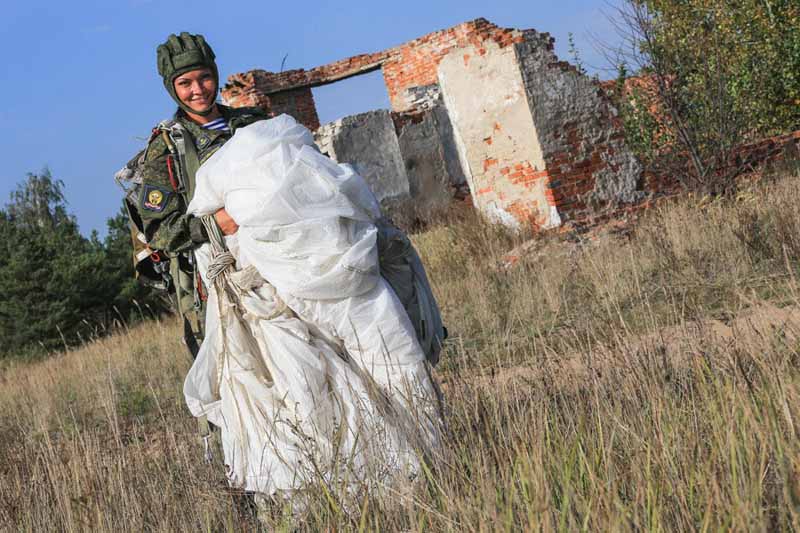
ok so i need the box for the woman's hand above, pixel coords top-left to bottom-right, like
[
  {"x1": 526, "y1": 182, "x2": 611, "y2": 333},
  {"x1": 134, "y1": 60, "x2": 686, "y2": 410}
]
[{"x1": 213, "y1": 208, "x2": 239, "y2": 235}]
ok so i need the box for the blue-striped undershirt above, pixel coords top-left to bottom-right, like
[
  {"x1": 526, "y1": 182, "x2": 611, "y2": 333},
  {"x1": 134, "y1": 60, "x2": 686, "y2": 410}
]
[{"x1": 202, "y1": 117, "x2": 230, "y2": 132}]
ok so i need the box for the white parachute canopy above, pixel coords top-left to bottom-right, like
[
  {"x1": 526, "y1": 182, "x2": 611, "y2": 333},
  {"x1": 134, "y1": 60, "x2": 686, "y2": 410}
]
[
  {"x1": 188, "y1": 114, "x2": 383, "y2": 300},
  {"x1": 183, "y1": 115, "x2": 441, "y2": 495}
]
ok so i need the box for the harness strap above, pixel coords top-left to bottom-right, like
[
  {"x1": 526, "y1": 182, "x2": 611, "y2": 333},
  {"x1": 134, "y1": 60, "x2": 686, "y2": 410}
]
[
  {"x1": 136, "y1": 247, "x2": 153, "y2": 263},
  {"x1": 150, "y1": 119, "x2": 218, "y2": 450},
  {"x1": 159, "y1": 121, "x2": 207, "y2": 312},
  {"x1": 168, "y1": 123, "x2": 201, "y2": 203},
  {"x1": 166, "y1": 155, "x2": 179, "y2": 191}
]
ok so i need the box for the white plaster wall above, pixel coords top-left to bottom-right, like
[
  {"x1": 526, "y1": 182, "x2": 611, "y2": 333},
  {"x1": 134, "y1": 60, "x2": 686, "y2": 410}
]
[{"x1": 438, "y1": 39, "x2": 557, "y2": 229}]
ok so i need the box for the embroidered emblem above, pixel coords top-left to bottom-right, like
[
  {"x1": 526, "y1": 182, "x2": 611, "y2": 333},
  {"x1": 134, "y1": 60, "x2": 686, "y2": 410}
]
[
  {"x1": 198, "y1": 135, "x2": 210, "y2": 147},
  {"x1": 142, "y1": 184, "x2": 171, "y2": 212},
  {"x1": 148, "y1": 190, "x2": 163, "y2": 206}
]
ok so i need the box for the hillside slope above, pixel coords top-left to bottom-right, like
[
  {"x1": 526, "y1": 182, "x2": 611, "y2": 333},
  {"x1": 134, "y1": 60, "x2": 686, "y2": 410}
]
[{"x1": 1, "y1": 173, "x2": 799, "y2": 531}]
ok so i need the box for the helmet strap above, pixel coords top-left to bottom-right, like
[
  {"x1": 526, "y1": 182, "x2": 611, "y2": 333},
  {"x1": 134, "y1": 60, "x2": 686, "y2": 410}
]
[{"x1": 177, "y1": 100, "x2": 218, "y2": 117}]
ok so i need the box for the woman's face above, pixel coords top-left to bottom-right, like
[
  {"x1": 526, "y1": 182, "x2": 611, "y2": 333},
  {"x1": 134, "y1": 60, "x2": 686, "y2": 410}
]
[{"x1": 173, "y1": 68, "x2": 217, "y2": 114}]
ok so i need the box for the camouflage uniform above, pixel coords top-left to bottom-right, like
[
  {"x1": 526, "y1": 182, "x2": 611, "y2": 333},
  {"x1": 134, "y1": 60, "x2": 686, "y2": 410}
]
[
  {"x1": 138, "y1": 104, "x2": 266, "y2": 252},
  {"x1": 137, "y1": 104, "x2": 267, "y2": 349}
]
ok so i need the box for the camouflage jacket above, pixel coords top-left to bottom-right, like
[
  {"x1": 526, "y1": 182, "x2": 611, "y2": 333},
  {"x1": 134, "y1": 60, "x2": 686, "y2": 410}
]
[{"x1": 137, "y1": 104, "x2": 267, "y2": 255}]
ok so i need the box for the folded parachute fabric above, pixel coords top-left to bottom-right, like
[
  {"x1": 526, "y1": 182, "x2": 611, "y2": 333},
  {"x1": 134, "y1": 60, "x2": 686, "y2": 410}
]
[
  {"x1": 188, "y1": 114, "x2": 382, "y2": 300},
  {"x1": 183, "y1": 114, "x2": 442, "y2": 496}
]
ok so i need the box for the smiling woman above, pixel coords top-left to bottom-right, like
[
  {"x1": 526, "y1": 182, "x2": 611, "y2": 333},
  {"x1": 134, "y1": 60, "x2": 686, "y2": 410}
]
[
  {"x1": 115, "y1": 31, "x2": 444, "y2": 522},
  {"x1": 172, "y1": 69, "x2": 221, "y2": 123},
  {"x1": 126, "y1": 31, "x2": 269, "y2": 360}
]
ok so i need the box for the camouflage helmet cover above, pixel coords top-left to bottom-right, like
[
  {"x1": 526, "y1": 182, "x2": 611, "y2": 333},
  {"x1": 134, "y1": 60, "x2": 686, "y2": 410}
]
[{"x1": 156, "y1": 32, "x2": 219, "y2": 116}]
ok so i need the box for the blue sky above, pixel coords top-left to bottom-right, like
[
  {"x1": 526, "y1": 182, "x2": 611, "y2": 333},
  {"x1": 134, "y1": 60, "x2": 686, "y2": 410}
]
[{"x1": 0, "y1": 0, "x2": 622, "y2": 237}]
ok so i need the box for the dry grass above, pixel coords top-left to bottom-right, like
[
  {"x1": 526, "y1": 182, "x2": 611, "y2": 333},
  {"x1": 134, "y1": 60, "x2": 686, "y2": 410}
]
[{"x1": 2, "y1": 175, "x2": 800, "y2": 531}]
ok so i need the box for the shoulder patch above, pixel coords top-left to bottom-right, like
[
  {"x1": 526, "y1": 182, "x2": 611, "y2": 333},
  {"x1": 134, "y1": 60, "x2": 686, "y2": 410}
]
[{"x1": 141, "y1": 184, "x2": 172, "y2": 212}]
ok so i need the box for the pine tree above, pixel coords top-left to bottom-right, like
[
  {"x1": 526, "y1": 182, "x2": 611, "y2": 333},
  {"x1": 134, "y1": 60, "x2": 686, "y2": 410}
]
[{"x1": 0, "y1": 170, "x2": 166, "y2": 358}]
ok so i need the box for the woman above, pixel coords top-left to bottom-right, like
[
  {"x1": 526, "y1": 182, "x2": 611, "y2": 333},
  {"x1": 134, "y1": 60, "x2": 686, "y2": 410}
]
[
  {"x1": 130, "y1": 32, "x2": 266, "y2": 357},
  {"x1": 134, "y1": 32, "x2": 443, "y2": 509}
]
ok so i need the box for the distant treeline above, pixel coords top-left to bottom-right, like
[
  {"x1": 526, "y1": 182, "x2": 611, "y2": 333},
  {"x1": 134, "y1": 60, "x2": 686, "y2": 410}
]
[{"x1": 0, "y1": 170, "x2": 168, "y2": 359}]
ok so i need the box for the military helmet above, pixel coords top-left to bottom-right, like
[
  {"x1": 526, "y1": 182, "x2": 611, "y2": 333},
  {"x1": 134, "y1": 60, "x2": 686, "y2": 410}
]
[{"x1": 156, "y1": 32, "x2": 219, "y2": 116}]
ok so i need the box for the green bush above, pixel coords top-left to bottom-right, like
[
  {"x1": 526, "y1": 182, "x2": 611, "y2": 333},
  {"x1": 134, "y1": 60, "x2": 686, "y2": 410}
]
[{"x1": 613, "y1": 0, "x2": 800, "y2": 192}]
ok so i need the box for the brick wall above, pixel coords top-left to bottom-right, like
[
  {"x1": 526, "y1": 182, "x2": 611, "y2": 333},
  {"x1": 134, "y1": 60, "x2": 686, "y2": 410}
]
[
  {"x1": 514, "y1": 31, "x2": 644, "y2": 225},
  {"x1": 222, "y1": 71, "x2": 321, "y2": 130},
  {"x1": 221, "y1": 19, "x2": 647, "y2": 230},
  {"x1": 221, "y1": 18, "x2": 532, "y2": 122},
  {"x1": 382, "y1": 18, "x2": 527, "y2": 112}
]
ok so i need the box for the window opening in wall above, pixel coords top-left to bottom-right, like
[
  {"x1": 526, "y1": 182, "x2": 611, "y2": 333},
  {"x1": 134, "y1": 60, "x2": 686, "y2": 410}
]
[{"x1": 312, "y1": 69, "x2": 391, "y2": 127}]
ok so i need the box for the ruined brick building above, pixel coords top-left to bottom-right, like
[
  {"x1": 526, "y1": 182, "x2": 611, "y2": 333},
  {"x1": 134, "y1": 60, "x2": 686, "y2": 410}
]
[{"x1": 221, "y1": 18, "x2": 648, "y2": 230}]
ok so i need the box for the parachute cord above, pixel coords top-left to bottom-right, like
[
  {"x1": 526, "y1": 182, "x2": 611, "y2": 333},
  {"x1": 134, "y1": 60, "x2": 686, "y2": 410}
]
[
  {"x1": 206, "y1": 250, "x2": 236, "y2": 281},
  {"x1": 200, "y1": 215, "x2": 274, "y2": 400},
  {"x1": 202, "y1": 215, "x2": 235, "y2": 400}
]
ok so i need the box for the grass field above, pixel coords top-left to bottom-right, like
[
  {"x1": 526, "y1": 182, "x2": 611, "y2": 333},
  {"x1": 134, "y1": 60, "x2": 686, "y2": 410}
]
[{"x1": 1, "y1": 173, "x2": 800, "y2": 531}]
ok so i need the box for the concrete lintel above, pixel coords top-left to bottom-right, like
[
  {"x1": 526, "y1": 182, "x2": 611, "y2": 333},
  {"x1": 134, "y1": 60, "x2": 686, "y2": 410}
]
[
  {"x1": 225, "y1": 53, "x2": 389, "y2": 96},
  {"x1": 223, "y1": 18, "x2": 503, "y2": 100}
]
